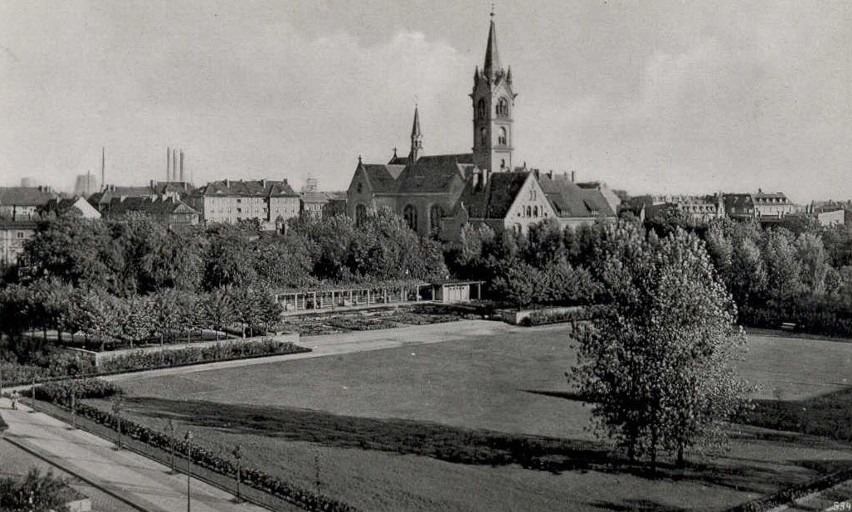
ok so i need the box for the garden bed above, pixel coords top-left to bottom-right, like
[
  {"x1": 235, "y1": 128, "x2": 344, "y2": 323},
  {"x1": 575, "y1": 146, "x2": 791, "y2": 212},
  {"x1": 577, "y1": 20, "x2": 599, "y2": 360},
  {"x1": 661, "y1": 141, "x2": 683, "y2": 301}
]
[{"x1": 281, "y1": 304, "x2": 469, "y2": 336}]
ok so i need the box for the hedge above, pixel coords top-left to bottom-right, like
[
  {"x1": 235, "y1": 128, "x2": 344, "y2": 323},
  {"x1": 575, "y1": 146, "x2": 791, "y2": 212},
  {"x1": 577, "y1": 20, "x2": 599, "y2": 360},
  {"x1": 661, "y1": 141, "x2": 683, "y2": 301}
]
[
  {"x1": 37, "y1": 387, "x2": 359, "y2": 512},
  {"x1": 0, "y1": 339, "x2": 310, "y2": 388}
]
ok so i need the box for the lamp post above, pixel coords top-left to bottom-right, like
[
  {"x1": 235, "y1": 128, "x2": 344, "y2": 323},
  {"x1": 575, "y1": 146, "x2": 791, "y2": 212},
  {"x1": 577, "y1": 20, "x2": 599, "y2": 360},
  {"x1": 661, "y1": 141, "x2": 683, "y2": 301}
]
[
  {"x1": 31, "y1": 374, "x2": 36, "y2": 408},
  {"x1": 111, "y1": 395, "x2": 123, "y2": 449},
  {"x1": 166, "y1": 419, "x2": 176, "y2": 472},
  {"x1": 232, "y1": 444, "x2": 242, "y2": 501},
  {"x1": 185, "y1": 430, "x2": 193, "y2": 512},
  {"x1": 69, "y1": 384, "x2": 76, "y2": 430}
]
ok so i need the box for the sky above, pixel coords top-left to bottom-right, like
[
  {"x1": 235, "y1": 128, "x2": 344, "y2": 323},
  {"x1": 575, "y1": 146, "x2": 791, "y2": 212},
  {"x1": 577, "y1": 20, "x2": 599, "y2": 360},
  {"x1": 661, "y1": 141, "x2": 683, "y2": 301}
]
[{"x1": 1, "y1": 0, "x2": 850, "y2": 202}]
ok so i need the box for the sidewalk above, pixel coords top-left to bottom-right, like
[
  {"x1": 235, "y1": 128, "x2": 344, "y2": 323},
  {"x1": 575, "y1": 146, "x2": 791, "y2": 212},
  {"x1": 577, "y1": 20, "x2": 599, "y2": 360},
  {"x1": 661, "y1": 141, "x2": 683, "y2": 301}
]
[{"x1": 0, "y1": 398, "x2": 279, "y2": 512}]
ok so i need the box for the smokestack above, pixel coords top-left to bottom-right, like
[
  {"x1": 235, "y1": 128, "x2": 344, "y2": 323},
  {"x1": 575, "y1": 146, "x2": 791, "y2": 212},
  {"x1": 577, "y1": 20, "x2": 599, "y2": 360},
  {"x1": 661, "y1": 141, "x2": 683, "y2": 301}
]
[
  {"x1": 172, "y1": 149, "x2": 177, "y2": 182},
  {"x1": 180, "y1": 150, "x2": 185, "y2": 182},
  {"x1": 167, "y1": 147, "x2": 171, "y2": 182},
  {"x1": 571, "y1": 171, "x2": 576, "y2": 182},
  {"x1": 101, "y1": 147, "x2": 105, "y2": 192}
]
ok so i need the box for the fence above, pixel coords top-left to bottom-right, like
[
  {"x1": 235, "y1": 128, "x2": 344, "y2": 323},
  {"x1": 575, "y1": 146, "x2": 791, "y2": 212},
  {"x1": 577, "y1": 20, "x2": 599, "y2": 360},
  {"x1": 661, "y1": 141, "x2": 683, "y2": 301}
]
[{"x1": 30, "y1": 399, "x2": 310, "y2": 512}]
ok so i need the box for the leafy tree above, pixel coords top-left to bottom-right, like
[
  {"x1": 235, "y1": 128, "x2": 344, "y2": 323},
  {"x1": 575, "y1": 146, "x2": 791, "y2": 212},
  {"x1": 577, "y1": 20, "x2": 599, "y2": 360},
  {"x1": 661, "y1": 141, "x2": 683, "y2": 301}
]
[
  {"x1": 204, "y1": 224, "x2": 258, "y2": 289},
  {"x1": 570, "y1": 228, "x2": 750, "y2": 466},
  {"x1": 24, "y1": 216, "x2": 115, "y2": 289},
  {"x1": 202, "y1": 289, "x2": 237, "y2": 340}
]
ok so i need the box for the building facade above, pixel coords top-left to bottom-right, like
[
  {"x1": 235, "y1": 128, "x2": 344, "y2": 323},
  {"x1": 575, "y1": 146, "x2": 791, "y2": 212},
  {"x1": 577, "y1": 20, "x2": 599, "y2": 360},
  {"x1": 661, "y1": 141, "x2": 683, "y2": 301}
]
[
  {"x1": 346, "y1": 12, "x2": 615, "y2": 240},
  {"x1": 191, "y1": 179, "x2": 300, "y2": 230}
]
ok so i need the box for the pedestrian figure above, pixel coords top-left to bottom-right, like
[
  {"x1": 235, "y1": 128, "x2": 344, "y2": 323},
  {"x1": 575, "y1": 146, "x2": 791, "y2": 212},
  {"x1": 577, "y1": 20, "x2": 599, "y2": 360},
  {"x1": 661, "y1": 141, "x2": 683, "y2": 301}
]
[{"x1": 11, "y1": 391, "x2": 18, "y2": 410}]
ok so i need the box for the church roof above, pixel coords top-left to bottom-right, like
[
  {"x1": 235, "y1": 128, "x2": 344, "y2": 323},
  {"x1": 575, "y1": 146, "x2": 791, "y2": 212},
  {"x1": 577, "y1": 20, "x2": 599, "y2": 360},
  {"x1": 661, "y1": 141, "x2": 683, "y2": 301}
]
[
  {"x1": 360, "y1": 164, "x2": 405, "y2": 194},
  {"x1": 395, "y1": 154, "x2": 475, "y2": 194},
  {"x1": 460, "y1": 172, "x2": 530, "y2": 219},
  {"x1": 483, "y1": 14, "x2": 502, "y2": 80}
]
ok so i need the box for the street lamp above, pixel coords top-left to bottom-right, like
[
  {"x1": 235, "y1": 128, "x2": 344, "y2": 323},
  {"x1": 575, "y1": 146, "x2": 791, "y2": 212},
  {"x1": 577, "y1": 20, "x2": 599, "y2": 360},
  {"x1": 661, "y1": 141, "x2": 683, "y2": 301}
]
[
  {"x1": 232, "y1": 444, "x2": 242, "y2": 501},
  {"x1": 166, "y1": 419, "x2": 176, "y2": 472},
  {"x1": 69, "y1": 383, "x2": 76, "y2": 430},
  {"x1": 185, "y1": 430, "x2": 193, "y2": 512},
  {"x1": 111, "y1": 395, "x2": 123, "y2": 449}
]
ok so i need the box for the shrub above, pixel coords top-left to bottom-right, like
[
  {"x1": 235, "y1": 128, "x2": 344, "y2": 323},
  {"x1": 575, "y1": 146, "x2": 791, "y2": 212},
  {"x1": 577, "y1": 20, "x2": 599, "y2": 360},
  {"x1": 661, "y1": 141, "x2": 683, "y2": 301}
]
[
  {"x1": 0, "y1": 468, "x2": 77, "y2": 512},
  {"x1": 35, "y1": 378, "x2": 121, "y2": 405}
]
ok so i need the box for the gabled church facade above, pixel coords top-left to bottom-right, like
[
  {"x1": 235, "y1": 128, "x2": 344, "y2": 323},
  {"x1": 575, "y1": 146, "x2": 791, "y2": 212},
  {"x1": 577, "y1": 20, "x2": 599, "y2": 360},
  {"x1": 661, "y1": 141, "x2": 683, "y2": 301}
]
[{"x1": 346, "y1": 12, "x2": 617, "y2": 241}]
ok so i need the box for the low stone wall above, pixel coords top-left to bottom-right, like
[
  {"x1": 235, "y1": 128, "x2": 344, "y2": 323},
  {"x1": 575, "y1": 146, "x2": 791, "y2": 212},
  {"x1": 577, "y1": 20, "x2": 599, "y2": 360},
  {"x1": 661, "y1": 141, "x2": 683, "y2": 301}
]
[
  {"x1": 497, "y1": 306, "x2": 586, "y2": 326},
  {"x1": 59, "y1": 333, "x2": 299, "y2": 368}
]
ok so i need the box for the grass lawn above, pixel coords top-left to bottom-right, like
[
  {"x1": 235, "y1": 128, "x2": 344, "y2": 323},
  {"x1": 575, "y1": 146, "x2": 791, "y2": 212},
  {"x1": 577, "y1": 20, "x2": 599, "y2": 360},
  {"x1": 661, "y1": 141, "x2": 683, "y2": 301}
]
[{"x1": 89, "y1": 323, "x2": 852, "y2": 511}]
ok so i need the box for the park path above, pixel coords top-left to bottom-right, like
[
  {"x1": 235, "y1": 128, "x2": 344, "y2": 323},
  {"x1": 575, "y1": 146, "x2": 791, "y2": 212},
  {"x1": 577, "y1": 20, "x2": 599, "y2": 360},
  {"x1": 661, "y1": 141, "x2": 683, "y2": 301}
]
[
  {"x1": 104, "y1": 319, "x2": 509, "y2": 384},
  {"x1": 0, "y1": 397, "x2": 277, "y2": 512}
]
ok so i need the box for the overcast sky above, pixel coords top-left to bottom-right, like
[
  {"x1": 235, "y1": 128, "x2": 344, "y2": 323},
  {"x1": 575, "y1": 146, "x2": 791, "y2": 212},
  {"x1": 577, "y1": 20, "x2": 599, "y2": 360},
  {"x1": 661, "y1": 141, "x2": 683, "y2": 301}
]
[{"x1": 1, "y1": 0, "x2": 850, "y2": 201}]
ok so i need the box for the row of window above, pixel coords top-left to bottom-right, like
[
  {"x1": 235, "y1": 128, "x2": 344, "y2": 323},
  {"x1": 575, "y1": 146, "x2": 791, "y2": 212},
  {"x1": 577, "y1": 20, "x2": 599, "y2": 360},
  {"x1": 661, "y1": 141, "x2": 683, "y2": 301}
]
[
  {"x1": 476, "y1": 98, "x2": 510, "y2": 119},
  {"x1": 354, "y1": 204, "x2": 444, "y2": 234},
  {"x1": 479, "y1": 126, "x2": 508, "y2": 146},
  {"x1": 517, "y1": 204, "x2": 547, "y2": 218}
]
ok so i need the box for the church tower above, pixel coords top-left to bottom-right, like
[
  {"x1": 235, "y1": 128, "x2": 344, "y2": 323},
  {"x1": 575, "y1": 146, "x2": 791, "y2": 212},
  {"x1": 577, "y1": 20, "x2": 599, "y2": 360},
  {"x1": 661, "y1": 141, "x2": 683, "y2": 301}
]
[{"x1": 471, "y1": 10, "x2": 516, "y2": 174}]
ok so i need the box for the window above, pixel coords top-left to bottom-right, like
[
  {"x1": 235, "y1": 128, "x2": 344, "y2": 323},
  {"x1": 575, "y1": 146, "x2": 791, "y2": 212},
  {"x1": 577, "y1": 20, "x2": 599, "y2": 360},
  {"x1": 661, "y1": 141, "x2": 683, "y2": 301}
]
[
  {"x1": 429, "y1": 205, "x2": 444, "y2": 235},
  {"x1": 501, "y1": 159, "x2": 506, "y2": 169},
  {"x1": 498, "y1": 127, "x2": 507, "y2": 146},
  {"x1": 477, "y1": 98, "x2": 486, "y2": 119},
  {"x1": 403, "y1": 204, "x2": 418, "y2": 231},
  {"x1": 357, "y1": 182, "x2": 363, "y2": 193},
  {"x1": 496, "y1": 97, "x2": 509, "y2": 117},
  {"x1": 528, "y1": 188, "x2": 536, "y2": 200},
  {"x1": 480, "y1": 127, "x2": 487, "y2": 146},
  {"x1": 533, "y1": 205, "x2": 539, "y2": 217},
  {"x1": 526, "y1": 206, "x2": 532, "y2": 217},
  {"x1": 16, "y1": 232, "x2": 24, "y2": 239}
]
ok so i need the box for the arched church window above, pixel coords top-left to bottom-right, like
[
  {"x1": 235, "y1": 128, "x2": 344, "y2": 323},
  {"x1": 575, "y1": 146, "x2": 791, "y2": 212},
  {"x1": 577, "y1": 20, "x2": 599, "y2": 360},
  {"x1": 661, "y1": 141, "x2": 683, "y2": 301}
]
[
  {"x1": 498, "y1": 127, "x2": 507, "y2": 146},
  {"x1": 480, "y1": 127, "x2": 487, "y2": 146},
  {"x1": 477, "y1": 99, "x2": 486, "y2": 120},
  {"x1": 355, "y1": 204, "x2": 367, "y2": 226},
  {"x1": 496, "y1": 97, "x2": 509, "y2": 117},
  {"x1": 526, "y1": 206, "x2": 532, "y2": 217},
  {"x1": 403, "y1": 204, "x2": 418, "y2": 231},
  {"x1": 356, "y1": 182, "x2": 363, "y2": 193},
  {"x1": 429, "y1": 204, "x2": 443, "y2": 235}
]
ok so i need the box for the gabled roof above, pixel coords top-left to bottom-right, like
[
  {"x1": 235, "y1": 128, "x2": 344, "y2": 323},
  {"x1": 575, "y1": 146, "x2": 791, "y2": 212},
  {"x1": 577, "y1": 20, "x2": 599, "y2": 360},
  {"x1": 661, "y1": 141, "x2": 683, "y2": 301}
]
[
  {"x1": 40, "y1": 197, "x2": 91, "y2": 215},
  {"x1": 105, "y1": 196, "x2": 198, "y2": 216},
  {"x1": 90, "y1": 187, "x2": 155, "y2": 206},
  {"x1": 198, "y1": 179, "x2": 298, "y2": 197},
  {"x1": 723, "y1": 194, "x2": 754, "y2": 209},
  {"x1": 459, "y1": 172, "x2": 530, "y2": 219},
  {"x1": 538, "y1": 174, "x2": 611, "y2": 218},
  {"x1": 395, "y1": 154, "x2": 474, "y2": 194},
  {"x1": 0, "y1": 187, "x2": 55, "y2": 206}
]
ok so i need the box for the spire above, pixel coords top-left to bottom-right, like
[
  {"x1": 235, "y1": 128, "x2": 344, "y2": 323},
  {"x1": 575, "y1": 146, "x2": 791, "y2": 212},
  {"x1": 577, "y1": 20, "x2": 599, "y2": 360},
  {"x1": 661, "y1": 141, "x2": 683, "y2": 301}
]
[
  {"x1": 411, "y1": 104, "x2": 422, "y2": 138},
  {"x1": 409, "y1": 105, "x2": 423, "y2": 162},
  {"x1": 483, "y1": 9, "x2": 501, "y2": 80}
]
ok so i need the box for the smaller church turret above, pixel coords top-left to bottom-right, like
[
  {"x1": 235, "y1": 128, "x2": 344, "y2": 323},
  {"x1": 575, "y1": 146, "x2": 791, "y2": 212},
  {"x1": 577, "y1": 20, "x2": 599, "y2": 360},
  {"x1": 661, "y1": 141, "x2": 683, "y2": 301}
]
[{"x1": 409, "y1": 105, "x2": 423, "y2": 163}]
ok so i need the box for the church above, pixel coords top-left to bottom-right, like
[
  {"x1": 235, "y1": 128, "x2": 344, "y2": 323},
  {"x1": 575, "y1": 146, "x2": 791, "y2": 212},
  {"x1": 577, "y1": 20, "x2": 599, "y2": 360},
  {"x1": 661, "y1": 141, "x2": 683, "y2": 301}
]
[{"x1": 345, "y1": 12, "x2": 618, "y2": 240}]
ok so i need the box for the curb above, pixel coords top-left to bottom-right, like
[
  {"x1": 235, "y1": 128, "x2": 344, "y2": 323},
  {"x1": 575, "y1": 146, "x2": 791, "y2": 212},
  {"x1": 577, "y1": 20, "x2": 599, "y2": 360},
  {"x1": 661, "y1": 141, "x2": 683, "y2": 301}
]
[{"x1": 3, "y1": 434, "x2": 162, "y2": 512}]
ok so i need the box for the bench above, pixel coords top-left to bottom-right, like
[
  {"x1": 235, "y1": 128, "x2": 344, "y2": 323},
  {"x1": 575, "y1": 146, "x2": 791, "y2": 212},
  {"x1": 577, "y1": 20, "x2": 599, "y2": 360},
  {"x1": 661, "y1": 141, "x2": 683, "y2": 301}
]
[{"x1": 780, "y1": 322, "x2": 797, "y2": 331}]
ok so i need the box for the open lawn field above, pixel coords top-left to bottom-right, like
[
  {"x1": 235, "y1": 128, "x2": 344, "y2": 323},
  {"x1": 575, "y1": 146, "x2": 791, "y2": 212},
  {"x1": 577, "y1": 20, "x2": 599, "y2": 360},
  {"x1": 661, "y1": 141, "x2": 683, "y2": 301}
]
[{"x1": 90, "y1": 323, "x2": 852, "y2": 511}]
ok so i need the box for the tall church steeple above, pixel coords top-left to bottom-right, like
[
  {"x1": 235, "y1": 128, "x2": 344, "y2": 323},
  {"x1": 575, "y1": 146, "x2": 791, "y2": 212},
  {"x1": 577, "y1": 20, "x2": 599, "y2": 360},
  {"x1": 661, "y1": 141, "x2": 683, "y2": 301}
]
[
  {"x1": 409, "y1": 105, "x2": 423, "y2": 162},
  {"x1": 471, "y1": 9, "x2": 516, "y2": 174}
]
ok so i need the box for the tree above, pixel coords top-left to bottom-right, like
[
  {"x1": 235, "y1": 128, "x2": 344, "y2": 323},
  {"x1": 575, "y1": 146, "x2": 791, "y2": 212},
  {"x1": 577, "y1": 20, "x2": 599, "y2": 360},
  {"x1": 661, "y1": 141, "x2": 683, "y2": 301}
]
[
  {"x1": 24, "y1": 216, "x2": 115, "y2": 289},
  {"x1": 204, "y1": 224, "x2": 258, "y2": 289},
  {"x1": 569, "y1": 228, "x2": 750, "y2": 466}
]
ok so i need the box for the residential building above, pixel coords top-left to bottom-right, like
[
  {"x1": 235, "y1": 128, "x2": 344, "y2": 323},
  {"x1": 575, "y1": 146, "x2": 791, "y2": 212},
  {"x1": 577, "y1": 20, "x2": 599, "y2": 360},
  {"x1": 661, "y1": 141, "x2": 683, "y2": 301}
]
[
  {"x1": 102, "y1": 196, "x2": 199, "y2": 229},
  {"x1": 88, "y1": 185, "x2": 156, "y2": 212},
  {"x1": 752, "y1": 190, "x2": 798, "y2": 218},
  {"x1": 0, "y1": 220, "x2": 37, "y2": 266},
  {"x1": 0, "y1": 187, "x2": 56, "y2": 221},
  {"x1": 301, "y1": 191, "x2": 347, "y2": 219},
  {"x1": 40, "y1": 197, "x2": 102, "y2": 219},
  {"x1": 190, "y1": 179, "x2": 300, "y2": 230}
]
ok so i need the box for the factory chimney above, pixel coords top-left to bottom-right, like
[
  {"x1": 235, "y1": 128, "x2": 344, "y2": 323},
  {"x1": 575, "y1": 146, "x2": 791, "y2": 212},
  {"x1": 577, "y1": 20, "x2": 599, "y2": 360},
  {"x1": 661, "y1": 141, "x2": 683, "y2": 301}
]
[
  {"x1": 180, "y1": 149, "x2": 185, "y2": 182},
  {"x1": 167, "y1": 147, "x2": 171, "y2": 182},
  {"x1": 101, "y1": 147, "x2": 105, "y2": 191},
  {"x1": 172, "y1": 149, "x2": 177, "y2": 182}
]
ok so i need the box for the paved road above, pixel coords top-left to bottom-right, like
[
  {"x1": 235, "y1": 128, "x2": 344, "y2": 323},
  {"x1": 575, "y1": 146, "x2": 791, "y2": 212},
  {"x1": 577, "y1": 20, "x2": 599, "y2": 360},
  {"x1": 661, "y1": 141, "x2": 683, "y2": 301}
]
[{"x1": 0, "y1": 398, "x2": 275, "y2": 512}]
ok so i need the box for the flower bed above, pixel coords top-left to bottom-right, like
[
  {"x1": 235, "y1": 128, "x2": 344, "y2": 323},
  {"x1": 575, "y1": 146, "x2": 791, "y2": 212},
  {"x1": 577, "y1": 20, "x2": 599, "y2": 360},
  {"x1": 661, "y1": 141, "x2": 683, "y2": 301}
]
[{"x1": 35, "y1": 390, "x2": 359, "y2": 512}]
